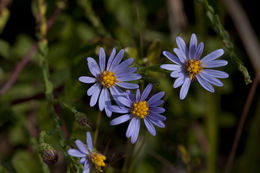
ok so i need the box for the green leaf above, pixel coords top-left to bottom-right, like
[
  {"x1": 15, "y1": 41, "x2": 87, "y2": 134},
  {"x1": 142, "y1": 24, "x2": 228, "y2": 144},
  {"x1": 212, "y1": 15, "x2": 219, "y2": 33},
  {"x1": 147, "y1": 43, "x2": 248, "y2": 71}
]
[{"x1": 147, "y1": 40, "x2": 162, "y2": 65}]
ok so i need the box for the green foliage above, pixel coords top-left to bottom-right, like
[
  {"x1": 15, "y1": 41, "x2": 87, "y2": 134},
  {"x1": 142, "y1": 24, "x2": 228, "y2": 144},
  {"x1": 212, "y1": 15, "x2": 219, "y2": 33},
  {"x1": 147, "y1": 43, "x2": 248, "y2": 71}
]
[
  {"x1": 200, "y1": 0, "x2": 252, "y2": 84},
  {"x1": 12, "y1": 151, "x2": 43, "y2": 173},
  {"x1": 0, "y1": 0, "x2": 257, "y2": 173}
]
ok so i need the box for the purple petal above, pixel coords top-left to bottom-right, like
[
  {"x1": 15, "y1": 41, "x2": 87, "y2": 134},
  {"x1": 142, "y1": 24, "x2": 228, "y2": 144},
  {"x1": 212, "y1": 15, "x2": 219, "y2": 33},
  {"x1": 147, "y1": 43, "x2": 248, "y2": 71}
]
[
  {"x1": 104, "y1": 88, "x2": 112, "y2": 117},
  {"x1": 80, "y1": 158, "x2": 86, "y2": 164},
  {"x1": 89, "y1": 85, "x2": 101, "y2": 107},
  {"x1": 126, "y1": 90, "x2": 135, "y2": 102},
  {"x1": 149, "y1": 100, "x2": 164, "y2": 107},
  {"x1": 196, "y1": 74, "x2": 215, "y2": 92},
  {"x1": 126, "y1": 118, "x2": 137, "y2": 138},
  {"x1": 140, "y1": 83, "x2": 152, "y2": 101},
  {"x1": 203, "y1": 69, "x2": 229, "y2": 78},
  {"x1": 87, "y1": 83, "x2": 100, "y2": 96},
  {"x1": 83, "y1": 160, "x2": 90, "y2": 173},
  {"x1": 176, "y1": 36, "x2": 189, "y2": 57},
  {"x1": 75, "y1": 140, "x2": 89, "y2": 155},
  {"x1": 108, "y1": 105, "x2": 129, "y2": 113},
  {"x1": 99, "y1": 47, "x2": 106, "y2": 71},
  {"x1": 106, "y1": 48, "x2": 116, "y2": 70},
  {"x1": 109, "y1": 49, "x2": 124, "y2": 71},
  {"x1": 115, "y1": 67, "x2": 137, "y2": 75},
  {"x1": 98, "y1": 88, "x2": 106, "y2": 111},
  {"x1": 149, "y1": 107, "x2": 165, "y2": 113},
  {"x1": 113, "y1": 58, "x2": 134, "y2": 74},
  {"x1": 174, "y1": 48, "x2": 186, "y2": 63},
  {"x1": 148, "y1": 118, "x2": 165, "y2": 128},
  {"x1": 116, "y1": 82, "x2": 139, "y2": 89},
  {"x1": 87, "y1": 57, "x2": 101, "y2": 77},
  {"x1": 148, "y1": 92, "x2": 165, "y2": 105},
  {"x1": 79, "y1": 76, "x2": 96, "y2": 84},
  {"x1": 131, "y1": 118, "x2": 140, "y2": 144},
  {"x1": 136, "y1": 89, "x2": 140, "y2": 101},
  {"x1": 200, "y1": 71, "x2": 223, "y2": 87},
  {"x1": 117, "y1": 74, "x2": 142, "y2": 82},
  {"x1": 162, "y1": 51, "x2": 181, "y2": 64},
  {"x1": 68, "y1": 149, "x2": 86, "y2": 157},
  {"x1": 170, "y1": 70, "x2": 182, "y2": 78},
  {"x1": 150, "y1": 113, "x2": 166, "y2": 121},
  {"x1": 201, "y1": 49, "x2": 224, "y2": 65},
  {"x1": 105, "y1": 106, "x2": 112, "y2": 118},
  {"x1": 86, "y1": 132, "x2": 93, "y2": 152},
  {"x1": 194, "y1": 42, "x2": 204, "y2": 60},
  {"x1": 110, "y1": 86, "x2": 127, "y2": 106},
  {"x1": 144, "y1": 118, "x2": 156, "y2": 136},
  {"x1": 189, "y1": 33, "x2": 197, "y2": 59},
  {"x1": 160, "y1": 64, "x2": 182, "y2": 71},
  {"x1": 180, "y1": 77, "x2": 191, "y2": 100},
  {"x1": 110, "y1": 114, "x2": 132, "y2": 125},
  {"x1": 205, "y1": 60, "x2": 228, "y2": 68},
  {"x1": 173, "y1": 75, "x2": 185, "y2": 88},
  {"x1": 117, "y1": 96, "x2": 132, "y2": 107}
]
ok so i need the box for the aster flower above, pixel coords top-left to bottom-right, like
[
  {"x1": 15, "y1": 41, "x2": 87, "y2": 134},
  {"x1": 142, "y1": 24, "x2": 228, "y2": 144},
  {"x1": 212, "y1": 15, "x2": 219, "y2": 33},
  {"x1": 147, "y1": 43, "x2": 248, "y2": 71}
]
[
  {"x1": 68, "y1": 132, "x2": 106, "y2": 173},
  {"x1": 109, "y1": 83, "x2": 166, "y2": 144},
  {"x1": 79, "y1": 47, "x2": 142, "y2": 117},
  {"x1": 160, "y1": 33, "x2": 229, "y2": 100}
]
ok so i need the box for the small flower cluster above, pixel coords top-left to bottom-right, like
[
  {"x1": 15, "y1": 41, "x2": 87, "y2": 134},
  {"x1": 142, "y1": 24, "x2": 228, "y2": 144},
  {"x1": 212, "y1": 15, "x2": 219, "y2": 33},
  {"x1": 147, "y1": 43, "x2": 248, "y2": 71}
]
[
  {"x1": 68, "y1": 33, "x2": 229, "y2": 173},
  {"x1": 68, "y1": 132, "x2": 106, "y2": 173}
]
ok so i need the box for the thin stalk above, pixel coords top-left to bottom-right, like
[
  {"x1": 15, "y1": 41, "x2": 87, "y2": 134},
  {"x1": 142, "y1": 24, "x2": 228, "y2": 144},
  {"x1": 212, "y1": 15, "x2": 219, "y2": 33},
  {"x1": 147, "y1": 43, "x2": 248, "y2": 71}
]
[
  {"x1": 206, "y1": 93, "x2": 217, "y2": 173},
  {"x1": 93, "y1": 111, "x2": 102, "y2": 147},
  {"x1": 0, "y1": 1, "x2": 65, "y2": 95},
  {"x1": 136, "y1": 1, "x2": 143, "y2": 59},
  {"x1": 122, "y1": 140, "x2": 133, "y2": 173},
  {"x1": 225, "y1": 68, "x2": 260, "y2": 173}
]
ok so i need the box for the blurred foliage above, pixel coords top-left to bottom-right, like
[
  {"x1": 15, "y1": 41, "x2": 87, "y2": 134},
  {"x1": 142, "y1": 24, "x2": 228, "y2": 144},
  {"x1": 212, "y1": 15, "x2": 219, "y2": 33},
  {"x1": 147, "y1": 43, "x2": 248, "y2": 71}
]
[{"x1": 0, "y1": 0, "x2": 258, "y2": 173}]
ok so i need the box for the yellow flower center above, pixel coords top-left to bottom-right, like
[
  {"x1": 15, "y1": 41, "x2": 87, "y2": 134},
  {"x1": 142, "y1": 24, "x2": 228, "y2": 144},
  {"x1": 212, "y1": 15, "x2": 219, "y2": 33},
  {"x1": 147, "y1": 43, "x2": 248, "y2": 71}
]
[
  {"x1": 99, "y1": 71, "x2": 117, "y2": 88},
  {"x1": 186, "y1": 59, "x2": 203, "y2": 79},
  {"x1": 131, "y1": 101, "x2": 149, "y2": 118},
  {"x1": 88, "y1": 152, "x2": 106, "y2": 172}
]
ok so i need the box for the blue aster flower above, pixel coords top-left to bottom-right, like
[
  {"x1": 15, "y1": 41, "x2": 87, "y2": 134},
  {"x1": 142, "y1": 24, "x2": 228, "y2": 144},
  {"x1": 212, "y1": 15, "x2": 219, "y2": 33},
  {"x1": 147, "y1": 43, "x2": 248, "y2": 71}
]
[
  {"x1": 79, "y1": 47, "x2": 142, "y2": 117},
  {"x1": 160, "y1": 33, "x2": 229, "y2": 100},
  {"x1": 109, "y1": 83, "x2": 166, "y2": 144},
  {"x1": 67, "y1": 132, "x2": 106, "y2": 173}
]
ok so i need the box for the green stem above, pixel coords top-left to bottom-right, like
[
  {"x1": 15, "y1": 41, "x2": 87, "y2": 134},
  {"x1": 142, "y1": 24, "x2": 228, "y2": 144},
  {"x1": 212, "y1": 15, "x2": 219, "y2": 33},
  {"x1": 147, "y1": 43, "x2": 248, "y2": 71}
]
[
  {"x1": 136, "y1": 1, "x2": 143, "y2": 59},
  {"x1": 200, "y1": 0, "x2": 251, "y2": 84},
  {"x1": 77, "y1": 0, "x2": 109, "y2": 36},
  {"x1": 206, "y1": 93, "x2": 217, "y2": 173},
  {"x1": 93, "y1": 111, "x2": 102, "y2": 147},
  {"x1": 122, "y1": 140, "x2": 133, "y2": 173}
]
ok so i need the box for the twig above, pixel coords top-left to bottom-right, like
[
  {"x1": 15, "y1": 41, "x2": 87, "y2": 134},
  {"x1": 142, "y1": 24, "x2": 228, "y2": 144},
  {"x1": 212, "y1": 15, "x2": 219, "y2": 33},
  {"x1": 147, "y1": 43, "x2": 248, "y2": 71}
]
[
  {"x1": 0, "y1": 43, "x2": 38, "y2": 94},
  {"x1": 11, "y1": 85, "x2": 64, "y2": 105},
  {"x1": 225, "y1": 68, "x2": 260, "y2": 173},
  {"x1": 54, "y1": 103, "x2": 70, "y2": 139},
  {"x1": 0, "y1": 4, "x2": 64, "y2": 95}
]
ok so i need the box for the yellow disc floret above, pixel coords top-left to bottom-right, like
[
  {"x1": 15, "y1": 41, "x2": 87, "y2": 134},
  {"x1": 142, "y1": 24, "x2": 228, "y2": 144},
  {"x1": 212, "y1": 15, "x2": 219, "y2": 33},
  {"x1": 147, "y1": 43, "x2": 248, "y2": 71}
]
[
  {"x1": 186, "y1": 59, "x2": 204, "y2": 79},
  {"x1": 88, "y1": 152, "x2": 106, "y2": 172},
  {"x1": 99, "y1": 70, "x2": 117, "y2": 88},
  {"x1": 131, "y1": 101, "x2": 149, "y2": 118}
]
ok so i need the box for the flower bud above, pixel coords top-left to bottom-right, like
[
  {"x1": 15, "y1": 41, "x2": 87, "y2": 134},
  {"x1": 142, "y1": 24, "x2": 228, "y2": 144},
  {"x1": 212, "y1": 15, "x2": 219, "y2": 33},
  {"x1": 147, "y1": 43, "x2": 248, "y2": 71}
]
[
  {"x1": 75, "y1": 112, "x2": 90, "y2": 127},
  {"x1": 42, "y1": 149, "x2": 58, "y2": 165}
]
